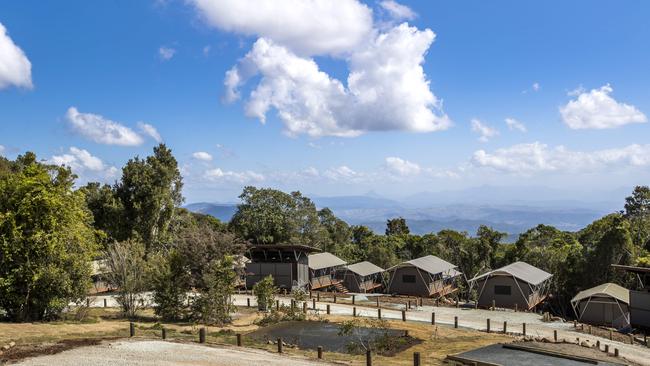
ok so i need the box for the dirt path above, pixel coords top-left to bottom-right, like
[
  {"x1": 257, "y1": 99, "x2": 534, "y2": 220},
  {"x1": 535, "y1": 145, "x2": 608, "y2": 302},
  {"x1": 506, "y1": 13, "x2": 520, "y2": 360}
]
[{"x1": 13, "y1": 340, "x2": 338, "y2": 366}]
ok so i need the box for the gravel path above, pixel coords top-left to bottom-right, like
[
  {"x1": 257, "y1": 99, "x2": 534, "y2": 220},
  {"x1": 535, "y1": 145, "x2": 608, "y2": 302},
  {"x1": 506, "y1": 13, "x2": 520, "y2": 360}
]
[{"x1": 14, "y1": 340, "x2": 335, "y2": 366}]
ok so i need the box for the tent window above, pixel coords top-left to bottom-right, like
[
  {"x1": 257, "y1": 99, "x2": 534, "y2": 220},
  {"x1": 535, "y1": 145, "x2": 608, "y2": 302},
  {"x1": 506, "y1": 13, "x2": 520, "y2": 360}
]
[
  {"x1": 495, "y1": 285, "x2": 511, "y2": 295},
  {"x1": 402, "y1": 275, "x2": 416, "y2": 283}
]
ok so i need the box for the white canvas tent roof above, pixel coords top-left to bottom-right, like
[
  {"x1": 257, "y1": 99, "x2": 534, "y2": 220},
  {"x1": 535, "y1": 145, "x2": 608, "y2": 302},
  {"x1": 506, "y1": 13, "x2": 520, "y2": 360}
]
[
  {"x1": 308, "y1": 252, "x2": 346, "y2": 270},
  {"x1": 388, "y1": 255, "x2": 459, "y2": 276},
  {"x1": 469, "y1": 261, "x2": 552, "y2": 286},
  {"x1": 346, "y1": 261, "x2": 384, "y2": 277},
  {"x1": 571, "y1": 283, "x2": 629, "y2": 305}
]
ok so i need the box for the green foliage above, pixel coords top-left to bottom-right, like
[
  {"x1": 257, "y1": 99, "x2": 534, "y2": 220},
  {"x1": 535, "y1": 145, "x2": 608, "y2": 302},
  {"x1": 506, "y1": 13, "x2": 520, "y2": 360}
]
[
  {"x1": 337, "y1": 317, "x2": 391, "y2": 353},
  {"x1": 385, "y1": 217, "x2": 410, "y2": 236},
  {"x1": 152, "y1": 249, "x2": 190, "y2": 321},
  {"x1": 252, "y1": 275, "x2": 277, "y2": 311},
  {"x1": 625, "y1": 185, "x2": 650, "y2": 248},
  {"x1": 191, "y1": 256, "x2": 237, "y2": 325},
  {"x1": 103, "y1": 240, "x2": 151, "y2": 318},
  {"x1": 0, "y1": 154, "x2": 97, "y2": 321}
]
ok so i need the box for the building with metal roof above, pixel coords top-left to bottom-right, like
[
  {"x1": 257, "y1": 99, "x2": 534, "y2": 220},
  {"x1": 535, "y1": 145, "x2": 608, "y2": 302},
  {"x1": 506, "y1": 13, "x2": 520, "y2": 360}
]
[
  {"x1": 245, "y1": 244, "x2": 321, "y2": 291},
  {"x1": 308, "y1": 252, "x2": 347, "y2": 291},
  {"x1": 469, "y1": 261, "x2": 552, "y2": 310},
  {"x1": 612, "y1": 264, "x2": 650, "y2": 329},
  {"x1": 571, "y1": 283, "x2": 630, "y2": 329},
  {"x1": 386, "y1": 255, "x2": 462, "y2": 297},
  {"x1": 339, "y1": 261, "x2": 385, "y2": 293}
]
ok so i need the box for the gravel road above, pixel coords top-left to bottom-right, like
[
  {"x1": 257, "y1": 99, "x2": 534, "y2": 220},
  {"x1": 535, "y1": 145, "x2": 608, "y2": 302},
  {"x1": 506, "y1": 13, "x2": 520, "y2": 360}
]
[{"x1": 14, "y1": 340, "x2": 335, "y2": 366}]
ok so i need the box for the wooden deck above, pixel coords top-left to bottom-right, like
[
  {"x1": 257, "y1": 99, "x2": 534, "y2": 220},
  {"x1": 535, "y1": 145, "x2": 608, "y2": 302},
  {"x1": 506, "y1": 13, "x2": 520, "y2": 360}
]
[{"x1": 310, "y1": 276, "x2": 343, "y2": 290}]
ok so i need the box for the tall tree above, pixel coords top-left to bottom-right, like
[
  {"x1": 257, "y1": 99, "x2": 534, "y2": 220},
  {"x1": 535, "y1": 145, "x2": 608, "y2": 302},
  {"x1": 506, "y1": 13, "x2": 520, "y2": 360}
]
[
  {"x1": 624, "y1": 185, "x2": 650, "y2": 248},
  {"x1": 0, "y1": 153, "x2": 97, "y2": 321},
  {"x1": 385, "y1": 217, "x2": 410, "y2": 236}
]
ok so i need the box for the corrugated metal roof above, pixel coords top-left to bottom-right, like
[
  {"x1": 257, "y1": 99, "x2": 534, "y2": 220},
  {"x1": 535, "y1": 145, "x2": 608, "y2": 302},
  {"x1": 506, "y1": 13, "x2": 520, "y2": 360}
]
[
  {"x1": 469, "y1": 261, "x2": 552, "y2": 285},
  {"x1": 346, "y1": 261, "x2": 384, "y2": 277},
  {"x1": 571, "y1": 283, "x2": 629, "y2": 304},
  {"x1": 308, "y1": 252, "x2": 347, "y2": 270},
  {"x1": 388, "y1": 255, "x2": 460, "y2": 276}
]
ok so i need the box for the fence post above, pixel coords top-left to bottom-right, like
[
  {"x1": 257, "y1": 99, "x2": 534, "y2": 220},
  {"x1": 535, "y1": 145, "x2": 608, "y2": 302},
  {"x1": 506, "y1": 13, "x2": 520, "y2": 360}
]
[
  {"x1": 317, "y1": 346, "x2": 323, "y2": 359},
  {"x1": 492, "y1": 300, "x2": 495, "y2": 310},
  {"x1": 629, "y1": 334, "x2": 634, "y2": 344},
  {"x1": 247, "y1": 298, "x2": 250, "y2": 307},
  {"x1": 553, "y1": 330, "x2": 558, "y2": 342},
  {"x1": 419, "y1": 297, "x2": 423, "y2": 307},
  {"x1": 378, "y1": 308, "x2": 382, "y2": 319},
  {"x1": 162, "y1": 327, "x2": 166, "y2": 340},
  {"x1": 376, "y1": 297, "x2": 380, "y2": 308},
  {"x1": 614, "y1": 348, "x2": 619, "y2": 357},
  {"x1": 278, "y1": 337, "x2": 283, "y2": 353},
  {"x1": 609, "y1": 329, "x2": 613, "y2": 340},
  {"x1": 86, "y1": 298, "x2": 90, "y2": 307},
  {"x1": 317, "y1": 292, "x2": 320, "y2": 302},
  {"x1": 402, "y1": 310, "x2": 406, "y2": 321},
  {"x1": 313, "y1": 298, "x2": 316, "y2": 309},
  {"x1": 237, "y1": 333, "x2": 242, "y2": 346},
  {"x1": 523, "y1": 323, "x2": 526, "y2": 336},
  {"x1": 276, "y1": 300, "x2": 280, "y2": 311},
  {"x1": 327, "y1": 304, "x2": 330, "y2": 315},
  {"x1": 455, "y1": 298, "x2": 459, "y2": 308},
  {"x1": 408, "y1": 300, "x2": 411, "y2": 310},
  {"x1": 366, "y1": 350, "x2": 372, "y2": 366},
  {"x1": 413, "y1": 352, "x2": 421, "y2": 366},
  {"x1": 454, "y1": 316, "x2": 458, "y2": 328},
  {"x1": 352, "y1": 295, "x2": 356, "y2": 305},
  {"x1": 596, "y1": 340, "x2": 600, "y2": 349},
  {"x1": 588, "y1": 325, "x2": 592, "y2": 335},
  {"x1": 604, "y1": 344, "x2": 609, "y2": 354},
  {"x1": 129, "y1": 322, "x2": 135, "y2": 337},
  {"x1": 303, "y1": 302, "x2": 307, "y2": 313},
  {"x1": 503, "y1": 321, "x2": 507, "y2": 334},
  {"x1": 199, "y1": 328, "x2": 206, "y2": 343},
  {"x1": 104, "y1": 298, "x2": 107, "y2": 307},
  {"x1": 334, "y1": 294, "x2": 337, "y2": 303},
  {"x1": 515, "y1": 303, "x2": 518, "y2": 312},
  {"x1": 487, "y1": 318, "x2": 490, "y2": 333},
  {"x1": 431, "y1": 312, "x2": 435, "y2": 325},
  {"x1": 353, "y1": 307, "x2": 357, "y2": 317}
]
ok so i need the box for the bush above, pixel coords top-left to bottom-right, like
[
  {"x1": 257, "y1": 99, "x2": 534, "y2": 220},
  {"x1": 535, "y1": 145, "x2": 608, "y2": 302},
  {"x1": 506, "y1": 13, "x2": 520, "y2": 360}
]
[
  {"x1": 252, "y1": 275, "x2": 277, "y2": 311},
  {"x1": 191, "y1": 257, "x2": 236, "y2": 325},
  {"x1": 152, "y1": 250, "x2": 190, "y2": 321}
]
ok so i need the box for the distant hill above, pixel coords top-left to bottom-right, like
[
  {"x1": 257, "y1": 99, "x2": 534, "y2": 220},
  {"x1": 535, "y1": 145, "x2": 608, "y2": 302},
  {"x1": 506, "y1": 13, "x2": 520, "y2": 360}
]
[{"x1": 183, "y1": 202, "x2": 238, "y2": 222}]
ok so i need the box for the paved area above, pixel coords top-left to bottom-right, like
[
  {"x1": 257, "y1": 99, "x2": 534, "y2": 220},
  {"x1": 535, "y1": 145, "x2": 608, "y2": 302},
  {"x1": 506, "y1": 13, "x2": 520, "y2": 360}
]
[
  {"x1": 457, "y1": 344, "x2": 621, "y2": 366},
  {"x1": 14, "y1": 340, "x2": 335, "y2": 366}
]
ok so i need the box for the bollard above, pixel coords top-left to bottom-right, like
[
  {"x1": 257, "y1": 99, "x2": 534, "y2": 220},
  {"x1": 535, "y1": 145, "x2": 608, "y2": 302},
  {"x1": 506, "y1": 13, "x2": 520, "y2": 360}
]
[
  {"x1": 317, "y1": 346, "x2": 323, "y2": 359},
  {"x1": 614, "y1": 348, "x2": 619, "y2": 357},
  {"x1": 503, "y1": 321, "x2": 507, "y2": 334},
  {"x1": 129, "y1": 322, "x2": 135, "y2": 337},
  {"x1": 162, "y1": 327, "x2": 166, "y2": 340},
  {"x1": 199, "y1": 328, "x2": 206, "y2": 343},
  {"x1": 431, "y1": 312, "x2": 435, "y2": 325},
  {"x1": 278, "y1": 337, "x2": 283, "y2": 353},
  {"x1": 237, "y1": 333, "x2": 242, "y2": 347},
  {"x1": 605, "y1": 344, "x2": 609, "y2": 354},
  {"x1": 402, "y1": 310, "x2": 406, "y2": 321},
  {"x1": 366, "y1": 350, "x2": 372, "y2": 366},
  {"x1": 554, "y1": 330, "x2": 558, "y2": 342},
  {"x1": 609, "y1": 329, "x2": 613, "y2": 340},
  {"x1": 353, "y1": 307, "x2": 357, "y2": 317},
  {"x1": 327, "y1": 304, "x2": 330, "y2": 314},
  {"x1": 487, "y1": 318, "x2": 491, "y2": 333},
  {"x1": 352, "y1": 295, "x2": 356, "y2": 305},
  {"x1": 523, "y1": 323, "x2": 526, "y2": 336},
  {"x1": 413, "y1": 352, "x2": 421, "y2": 366},
  {"x1": 313, "y1": 298, "x2": 316, "y2": 309},
  {"x1": 454, "y1": 316, "x2": 458, "y2": 329},
  {"x1": 247, "y1": 298, "x2": 250, "y2": 307},
  {"x1": 378, "y1": 308, "x2": 382, "y2": 319}
]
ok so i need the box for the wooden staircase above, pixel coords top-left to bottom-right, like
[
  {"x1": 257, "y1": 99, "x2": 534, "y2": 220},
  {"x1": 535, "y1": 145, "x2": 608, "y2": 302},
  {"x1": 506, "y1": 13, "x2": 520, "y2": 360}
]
[{"x1": 333, "y1": 282, "x2": 349, "y2": 294}]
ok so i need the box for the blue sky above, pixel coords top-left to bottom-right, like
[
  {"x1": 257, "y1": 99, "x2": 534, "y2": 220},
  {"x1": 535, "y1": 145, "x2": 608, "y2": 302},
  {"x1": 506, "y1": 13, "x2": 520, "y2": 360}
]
[{"x1": 1, "y1": 0, "x2": 649, "y2": 203}]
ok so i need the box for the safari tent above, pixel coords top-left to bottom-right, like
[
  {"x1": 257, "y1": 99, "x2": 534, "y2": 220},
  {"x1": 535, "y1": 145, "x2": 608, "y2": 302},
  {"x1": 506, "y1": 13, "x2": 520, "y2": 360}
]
[
  {"x1": 571, "y1": 283, "x2": 630, "y2": 329},
  {"x1": 470, "y1": 261, "x2": 552, "y2": 310},
  {"x1": 308, "y1": 252, "x2": 347, "y2": 291},
  {"x1": 386, "y1": 255, "x2": 462, "y2": 297},
  {"x1": 340, "y1": 261, "x2": 385, "y2": 293},
  {"x1": 245, "y1": 244, "x2": 319, "y2": 291}
]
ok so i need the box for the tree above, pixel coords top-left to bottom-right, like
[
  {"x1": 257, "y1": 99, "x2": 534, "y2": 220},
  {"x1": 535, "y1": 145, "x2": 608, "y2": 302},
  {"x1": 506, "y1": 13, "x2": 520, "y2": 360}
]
[
  {"x1": 252, "y1": 275, "x2": 277, "y2": 311},
  {"x1": 191, "y1": 257, "x2": 237, "y2": 325},
  {"x1": 104, "y1": 240, "x2": 151, "y2": 318},
  {"x1": 152, "y1": 250, "x2": 190, "y2": 321},
  {"x1": 319, "y1": 207, "x2": 352, "y2": 252},
  {"x1": 475, "y1": 225, "x2": 507, "y2": 269},
  {"x1": 115, "y1": 144, "x2": 183, "y2": 251},
  {"x1": 0, "y1": 154, "x2": 97, "y2": 321},
  {"x1": 385, "y1": 217, "x2": 410, "y2": 236},
  {"x1": 624, "y1": 186, "x2": 650, "y2": 248},
  {"x1": 81, "y1": 182, "x2": 125, "y2": 248}
]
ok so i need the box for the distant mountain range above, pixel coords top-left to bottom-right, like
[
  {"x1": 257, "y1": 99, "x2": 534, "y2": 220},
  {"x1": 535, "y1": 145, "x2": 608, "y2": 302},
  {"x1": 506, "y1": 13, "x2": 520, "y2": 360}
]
[{"x1": 184, "y1": 185, "x2": 628, "y2": 240}]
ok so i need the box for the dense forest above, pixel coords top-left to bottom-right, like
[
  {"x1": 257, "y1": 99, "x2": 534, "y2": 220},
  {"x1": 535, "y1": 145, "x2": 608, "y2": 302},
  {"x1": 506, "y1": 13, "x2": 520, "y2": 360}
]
[{"x1": 1, "y1": 144, "x2": 649, "y2": 321}]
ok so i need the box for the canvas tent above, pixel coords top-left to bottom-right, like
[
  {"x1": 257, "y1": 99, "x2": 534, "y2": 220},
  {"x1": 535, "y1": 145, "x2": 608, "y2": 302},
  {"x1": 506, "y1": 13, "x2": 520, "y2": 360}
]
[
  {"x1": 571, "y1": 283, "x2": 630, "y2": 329},
  {"x1": 470, "y1": 261, "x2": 552, "y2": 310},
  {"x1": 340, "y1": 261, "x2": 384, "y2": 293},
  {"x1": 245, "y1": 244, "x2": 320, "y2": 291},
  {"x1": 308, "y1": 252, "x2": 347, "y2": 290},
  {"x1": 387, "y1": 255, "x2": 461, "y2": 297},
  {"x1": 612, "y1": 264, "x2": 650, "y2": 329}
]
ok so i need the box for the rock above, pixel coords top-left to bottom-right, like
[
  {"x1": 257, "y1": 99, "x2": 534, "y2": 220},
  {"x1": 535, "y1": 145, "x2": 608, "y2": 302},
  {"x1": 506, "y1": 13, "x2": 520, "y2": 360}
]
[
  {"x1": 267, "y1": 340, "x2": 273, "y2": 345},
  {"x1": 581, "y1": 341, "x2": 591, "y2": 348},
  {"x1": 2, "y1": 345, "x2": 9, "y2": 351},
  {"x1": 9, "y1": 341, "x2": 15, "y2": 348}
]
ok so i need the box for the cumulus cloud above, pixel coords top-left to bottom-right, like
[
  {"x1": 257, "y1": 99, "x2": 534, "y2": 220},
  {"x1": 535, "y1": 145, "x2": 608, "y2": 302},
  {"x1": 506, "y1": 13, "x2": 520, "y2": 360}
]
[
  {"x1": 379, "y1": 0, "x2": 416, "y2": 21},
  {"x1": 385, "y1": 156, "x2": 421, "y2": 176},
  {"x1": 560, "y1": 84, "x2": 647, "y2": 129},
  {"x1": 471, "y1": 142, "x2": 650, "y2": 175},
  {"x1": 48, "y1": 147, "x2": 118, "y2": 182},
  {"x1": 204, "y1": 167, "x2": 264, "y2": 183},
  {"x1": 471, "y1": 119, "x2": 499, "y2": 142},
  {"x1": 65, "y1": 107, "x2": 144, "y2": 146},
  {"x1": 323, "y1": 165, "x2": 362, "y2": 181},
  {"x1": 190, "y1": 0, "x2": 373, "y2": 56},
  {"x1": 505, "y1": 117, "x2": 527, "y2": 132},
  {"x1": 0, "y1": 22, "x2": 32, "y2": 89},
  {"x1": 159, "y1": 46, "x2": 176, "y2": 61},
  {"x1": 192, "y1": 151, "x2": 213, "y2": 161},
  {"x1": 137, "y1": 122, "x2": 162, "y2": 142},
  {"x1": 225, "y1": 24, "x2": 450, "y2": 137}
]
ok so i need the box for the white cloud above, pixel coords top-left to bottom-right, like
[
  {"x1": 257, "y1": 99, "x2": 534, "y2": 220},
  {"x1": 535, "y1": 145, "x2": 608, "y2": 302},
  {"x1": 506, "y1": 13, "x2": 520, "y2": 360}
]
[
  {"x1": 0, "y1": 22, "x2": 32, "y2": 89},
  {"x1": 48, "y1": 147, "x2": 118, "y2": 183},
  {"x1": 137, "y1": 122, "x2": 162, "y2": 142},
  {"x1": 560, "y1": 84, "x2": 647, "y2": 129},
  {"x1": 379, "y1": 0, "x2": 416, "y2": 21},
  {"x1": 471, "y1": 142, "x2": 650, "y2": 175},
  {"x1": 323, "y1": 165, "x2": 361, "y2": 181},
  {"x1": 65, "y1": 107, "x2": 144, "y2": 146},
  {"x1": 190, "y1": 0, "x2": 373, "y2": 56},
  {"x1": 385, "y1": 156, "x2": 421, "y2": 176},
  {"x1": 505, "y1": 117, "x2": 527, "y2": 132},
  {"x1": 192, "y1": 151, "x2": 213, "y2": 161},
  {"x1": 0, "y1": 145, "x2": 4, "y2": 154},
  {"x1": 302, "y1": 166, "x2": 319, "y2": 177},
  {"x1": 471, "y1": 119, "x2": 499, "y2": 142},
  {"x1": 532, "y1": 82, "x2": 540, "y2": 91},
  {"x1": 159, "y1": 46, "x2": 176, "y2": 61},
  {"x1": 225, "y1": 23, "x2": 451, "y2": 137},
  {"x1": 204, "y1": 167, "x2": 265, "y2": 183}
]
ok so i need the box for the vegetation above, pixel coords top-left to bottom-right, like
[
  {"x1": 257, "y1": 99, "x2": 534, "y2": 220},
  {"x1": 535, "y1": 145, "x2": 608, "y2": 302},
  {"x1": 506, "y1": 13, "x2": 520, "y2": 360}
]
[
  {"x1": 252, "y1": 275, "x2": 277, "y2": 311},
  {"x1": 190, "y1": 256, "x2": 237, "y2": 325},
  {"x1": 103, "y1": 240, "x2": 151, "y2": 318}
]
